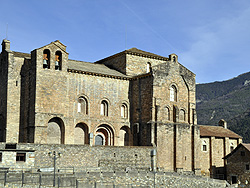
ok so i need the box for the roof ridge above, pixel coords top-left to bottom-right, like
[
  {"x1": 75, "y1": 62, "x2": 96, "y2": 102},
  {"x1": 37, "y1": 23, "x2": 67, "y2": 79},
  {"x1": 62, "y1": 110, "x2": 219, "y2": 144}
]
[{"x1": 95, "y1": 47, "x2": 169, "y2": 64}]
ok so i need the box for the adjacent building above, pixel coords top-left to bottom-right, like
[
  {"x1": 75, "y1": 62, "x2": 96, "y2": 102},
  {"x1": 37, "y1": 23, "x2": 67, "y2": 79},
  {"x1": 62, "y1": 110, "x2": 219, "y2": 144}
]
[
  {"x1": 199, "y1": 120, "x2": 242, "y2": 179},
  {"x1": 224, "y1": 143, "x2": 250, "y2": 184}
]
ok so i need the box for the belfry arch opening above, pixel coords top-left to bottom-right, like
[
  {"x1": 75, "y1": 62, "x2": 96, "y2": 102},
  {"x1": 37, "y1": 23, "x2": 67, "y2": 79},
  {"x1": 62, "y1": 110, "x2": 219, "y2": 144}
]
[
  {"x1": 95, "y1": 124, "x2": 114, "y2": 146},
  {"x1": 55, "y1": 51, "x2": 62, "y2": 70},
  {"x1": 43, "y1": 49, "x2": 50, "y2": 69},
  {"x1": 47, "y1": 117, "x2": 65, "y2": 144}
]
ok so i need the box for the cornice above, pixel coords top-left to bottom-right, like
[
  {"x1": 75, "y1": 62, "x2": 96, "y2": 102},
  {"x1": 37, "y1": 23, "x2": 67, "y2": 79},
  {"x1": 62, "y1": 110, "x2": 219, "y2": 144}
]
[{"x1": 67, "y1": 69, "x2": 153, "y2": 81}]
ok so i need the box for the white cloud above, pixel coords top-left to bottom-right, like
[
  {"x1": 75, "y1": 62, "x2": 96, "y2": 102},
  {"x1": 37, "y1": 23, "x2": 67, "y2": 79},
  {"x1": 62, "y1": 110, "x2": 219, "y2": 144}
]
[{"x1": 180, "y1": 5, "x2": 250, "y2": 83}]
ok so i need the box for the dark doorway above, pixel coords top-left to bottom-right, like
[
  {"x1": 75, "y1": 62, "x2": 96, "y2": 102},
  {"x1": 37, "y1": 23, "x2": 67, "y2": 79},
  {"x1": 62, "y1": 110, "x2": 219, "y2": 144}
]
[
  {"x1": 95, "y1": 135, "x2": 104, "y2": 145},
  {"x1": 231, "y1": 176, "x2": 237, "y2": 184}
]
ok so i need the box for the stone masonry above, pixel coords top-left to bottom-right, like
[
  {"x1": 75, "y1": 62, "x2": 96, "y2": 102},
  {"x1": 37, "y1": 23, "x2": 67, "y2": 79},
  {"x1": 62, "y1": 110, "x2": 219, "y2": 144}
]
[{"x1": 0, "y1": 39, "x2": 243, "y2": 181}]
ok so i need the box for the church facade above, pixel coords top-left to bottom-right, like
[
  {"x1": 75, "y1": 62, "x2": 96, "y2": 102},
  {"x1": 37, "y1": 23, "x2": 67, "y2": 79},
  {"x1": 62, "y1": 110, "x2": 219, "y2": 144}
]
[{"x1": 0, "y1": 39, "x2": 242, "y2": 177}]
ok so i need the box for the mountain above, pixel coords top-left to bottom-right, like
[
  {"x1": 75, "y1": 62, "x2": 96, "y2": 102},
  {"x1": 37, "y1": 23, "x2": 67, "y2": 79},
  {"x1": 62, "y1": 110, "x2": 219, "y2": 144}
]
[{"x1": 196, "y1": 71, "x2": 250, "y2": 142}]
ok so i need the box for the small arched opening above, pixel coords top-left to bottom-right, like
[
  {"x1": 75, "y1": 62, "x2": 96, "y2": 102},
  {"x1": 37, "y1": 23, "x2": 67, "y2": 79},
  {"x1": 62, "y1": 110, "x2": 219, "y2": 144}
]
[
  {"x1": 100, "y1": 100, "x2": 108, "y2": 116},
  {"x1": 146, "y1": 62, "x2": 152, "y2": 73},
  {"x1": 170, "y1": 85, "x2": 177, "y2": 102},
  {"x1": 179, "y1": 109, "x2": 185, "y2": 122},
  {"x1": 121, "y1": 103, "x2": 128, "y2": 118},
  {"x1": 77, "y1": 96, "x2": 88, "y2": 115},
  {"x1": 165, "y1": 107, "x2": 170, "y2": 121}
]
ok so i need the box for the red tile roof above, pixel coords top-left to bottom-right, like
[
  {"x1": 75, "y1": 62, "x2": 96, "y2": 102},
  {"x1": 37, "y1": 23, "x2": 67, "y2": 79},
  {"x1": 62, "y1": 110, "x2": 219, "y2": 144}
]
[{"x1": 200, "y1": 125, "x2": 242, "y2": 139}]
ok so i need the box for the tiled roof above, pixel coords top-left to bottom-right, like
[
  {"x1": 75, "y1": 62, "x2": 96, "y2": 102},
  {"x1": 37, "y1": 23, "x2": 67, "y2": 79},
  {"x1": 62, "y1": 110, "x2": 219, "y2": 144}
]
[
  {"x1": 242, "y1": 143, "x2": 250, "y2": 151},
  {"x1": 199, "y1": 125, "x2": 242, "y2": 138},
  {"x1": 13, "y1": 51, "x2": 31, "y2": 58},
  {"x1": 125, "y1": 48, "x2": 168, "y2": 59},
  {"x1": 224, "y1": 143, "x2": 250, "y2": 159},
  {"x1": 11, "y1": 48, "x2": 169, "y2": 78},
  {"x1": 95, "y1": 47, "x2": 169, "y2": 64},
  {"x1": 68, "y1": 59, "x2": 128, "y2": 78},
  {"x1": 11, "y1": 51, "x2": 128, "y2": 78}
]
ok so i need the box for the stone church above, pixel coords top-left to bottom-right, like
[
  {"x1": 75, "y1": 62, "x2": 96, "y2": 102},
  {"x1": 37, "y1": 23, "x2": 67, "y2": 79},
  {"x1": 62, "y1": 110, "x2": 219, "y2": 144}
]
[{"x1": 0, "y1": 39, "x2": 242, "y2": 178}]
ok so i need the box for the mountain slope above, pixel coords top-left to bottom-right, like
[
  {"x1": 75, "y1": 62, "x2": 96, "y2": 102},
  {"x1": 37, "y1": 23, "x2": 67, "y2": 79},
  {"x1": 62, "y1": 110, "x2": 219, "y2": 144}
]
[
  {"x1": 196, "y1": 71, "x2": 250, "y2": 142},
  {"x1": 228, "y1": 109, "x2": 250, "y2": 142}
]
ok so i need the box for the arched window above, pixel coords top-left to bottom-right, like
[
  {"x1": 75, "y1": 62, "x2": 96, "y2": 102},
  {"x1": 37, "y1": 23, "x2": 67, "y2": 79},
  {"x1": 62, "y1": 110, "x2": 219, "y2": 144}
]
[
  {"x1": 100, "y1": 100, "x2": 108, "y2": 116},
  {"x1": 43, "y1": 49, "x2": 50, "y2": 69},
  {"x1": 170, "y1": 85, "x2": 177, "y2": 102},
  {"x1": 55, "y1": 51, "x2": 62, "y2": 70},
  {"x1": 77, "y1": 97, "x2": 88, "y2": 115},
  {"x1": 179, "y1": 109, "x2": 185, "y2": 122},
  {"x1": 146, "y1": 62, "x2": 152, "y2": 73},
  {"x1": 121, "y1": 103, "x2": 128, "y2": 118}
]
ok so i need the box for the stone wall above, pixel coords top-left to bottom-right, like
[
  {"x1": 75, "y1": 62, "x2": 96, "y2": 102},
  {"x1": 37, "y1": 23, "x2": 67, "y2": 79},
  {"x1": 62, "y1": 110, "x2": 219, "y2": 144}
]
[
  {"x1": 0, "y1": 39, "x2": 207, "y2": 177},
  {"x1": 126, "y1": 53, "x2": 166, "y2": 76},
  {"x1": 0, "y1": 143, "x2": 153, "y2": 171},
  {"x1": 130, "y1": 76, "x2": 153, "y2": 146},
  {"x1": 200, "y1": 136, "x2": 241, "y2": 179},
  {"x1": 26, "y1": 42, "x2": 133, "y2": 146},
  {"x1": 96, "y1": 53, "x2": 127, "y2": 75},
  {"x1": 156, "y1": 123, "x2": 198, "y2": 172},
  {"x1": 226, "y1": 145, "x2": 250, "y2": 184},
  {"x1": 0, "y1": 171, "x2": 227, "y2": 187},
  {"x1": 67, "y1": 72, "x2": 130, "y2": 146},
  {"x1": 0, "y1": 40, "x2": 24, "y2": 143},
  {"x1": 0, "y1": 150, "x2": 35, "y2": 169}
]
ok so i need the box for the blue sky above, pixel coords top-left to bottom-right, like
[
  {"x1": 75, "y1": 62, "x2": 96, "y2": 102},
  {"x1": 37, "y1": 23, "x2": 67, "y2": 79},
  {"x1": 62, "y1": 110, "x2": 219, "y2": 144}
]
[{"x1": 0, "y1": 0, "x2": 250, "y2": 83}]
